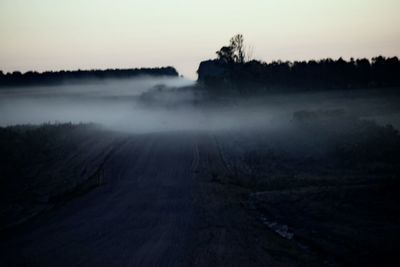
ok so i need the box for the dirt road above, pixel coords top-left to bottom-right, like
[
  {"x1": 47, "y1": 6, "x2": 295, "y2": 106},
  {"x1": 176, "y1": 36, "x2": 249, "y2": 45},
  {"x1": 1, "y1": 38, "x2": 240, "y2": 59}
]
[{"x1": 0, "y1": 131, "x2": 306, "y2": 266}]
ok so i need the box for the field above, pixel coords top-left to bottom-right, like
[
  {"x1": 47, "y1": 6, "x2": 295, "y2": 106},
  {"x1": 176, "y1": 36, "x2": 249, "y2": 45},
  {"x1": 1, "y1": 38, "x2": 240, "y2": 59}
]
[{"x1": 1, "y1": 83, "x2": 400, "y2": 266}]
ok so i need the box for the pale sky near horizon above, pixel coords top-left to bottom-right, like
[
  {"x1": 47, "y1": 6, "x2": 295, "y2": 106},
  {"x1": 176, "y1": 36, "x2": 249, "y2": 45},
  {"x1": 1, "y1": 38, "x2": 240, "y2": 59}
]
[{"x1": 1, "y1": 0, "x2": 399, "y2": 79}]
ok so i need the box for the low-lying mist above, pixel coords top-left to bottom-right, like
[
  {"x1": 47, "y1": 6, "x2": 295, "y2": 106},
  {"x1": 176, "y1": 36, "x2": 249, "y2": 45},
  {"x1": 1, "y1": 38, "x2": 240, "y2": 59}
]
[{"x1": 1, "y1": 76, "x2": 400, "y2": 133}]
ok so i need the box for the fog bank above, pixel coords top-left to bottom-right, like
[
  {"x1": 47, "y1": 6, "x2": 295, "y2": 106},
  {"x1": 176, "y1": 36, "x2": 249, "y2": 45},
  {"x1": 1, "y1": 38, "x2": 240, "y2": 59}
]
[{"x1": 1, "y1": 77, "x2": 400, "y2": 133}]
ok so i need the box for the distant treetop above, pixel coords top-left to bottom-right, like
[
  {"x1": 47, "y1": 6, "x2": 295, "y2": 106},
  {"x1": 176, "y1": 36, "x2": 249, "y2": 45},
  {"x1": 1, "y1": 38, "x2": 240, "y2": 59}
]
[{"x1": 216, "y1": 34, "x2": 247, "y2": 64}]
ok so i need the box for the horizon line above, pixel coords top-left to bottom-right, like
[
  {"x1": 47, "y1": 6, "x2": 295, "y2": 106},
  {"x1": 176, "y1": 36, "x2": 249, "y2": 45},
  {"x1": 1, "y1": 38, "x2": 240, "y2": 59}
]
[{"x1": 1, "y1": 54, "x2": 399, "y2": 77}]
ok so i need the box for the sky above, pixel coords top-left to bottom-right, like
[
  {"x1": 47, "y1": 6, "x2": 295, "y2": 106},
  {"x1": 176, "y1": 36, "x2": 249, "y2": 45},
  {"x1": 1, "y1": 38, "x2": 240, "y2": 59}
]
[{"x1": 1, "y1": 0, "x2": 399, "y2": 79}]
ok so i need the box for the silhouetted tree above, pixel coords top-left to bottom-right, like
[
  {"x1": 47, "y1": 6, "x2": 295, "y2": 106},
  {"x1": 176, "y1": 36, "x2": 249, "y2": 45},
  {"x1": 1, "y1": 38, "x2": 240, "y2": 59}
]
[
  {"x1": 216, "y1": 34, "x2": 247, "y2": 64},
  {"x1": 230, "y1": 34, "x2": 245, "y2": 63},
  {"x1": 216, "y1": 46, "x2": 235, "y2": 64}
]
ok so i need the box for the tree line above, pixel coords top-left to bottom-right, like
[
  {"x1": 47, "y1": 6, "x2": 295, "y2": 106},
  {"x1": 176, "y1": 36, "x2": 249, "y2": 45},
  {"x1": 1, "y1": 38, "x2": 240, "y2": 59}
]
[
  {"x1": 198, "y1": 34, "x2": 400, "y2": 90},
  {"x1": 0, "y1": 67, "x2": 178, "y2": 87}
]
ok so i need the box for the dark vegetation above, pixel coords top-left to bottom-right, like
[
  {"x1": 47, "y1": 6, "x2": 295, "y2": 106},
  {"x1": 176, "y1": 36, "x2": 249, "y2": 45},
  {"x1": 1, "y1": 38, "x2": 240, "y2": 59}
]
[
  {"x1": 0, "y1": 123, "x2": 120, "y2": 231},
  {"x1": 0, "y1": 67, "x2": 178, "y2": 87},
  {"x1": 216, "y1": 111, "x2": 400, "y2": 265},
  {"x1": 198, "y1": 35, "x2": 400, "y2": 91}
]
